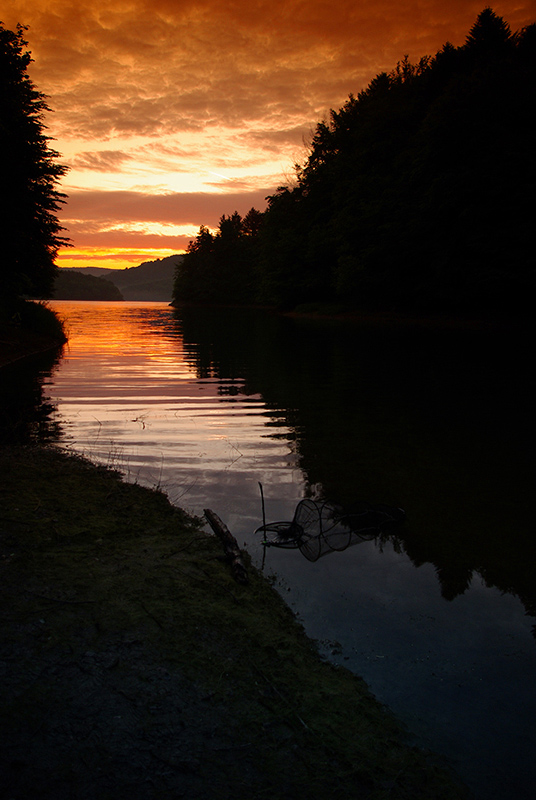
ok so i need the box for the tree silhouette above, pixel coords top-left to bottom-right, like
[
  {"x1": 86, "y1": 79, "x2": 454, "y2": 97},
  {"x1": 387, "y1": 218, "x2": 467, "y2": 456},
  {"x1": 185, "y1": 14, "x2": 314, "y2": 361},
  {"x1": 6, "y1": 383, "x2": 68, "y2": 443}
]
[
  {"x1": 173, "y1": 9, "x2": 535, "y2": 315},
  {"x1": 464, "y1": 6, "x2": 513, "y2": 56},
  {"x1": 173, "y1": 209, "x2": 264, "y2": 305},
  {"x1": 0, "y1": 23, "x2": 69, "y2": 301},
  {"x1": 260, "y1": 8, "x2": 536, "y2": 314}
]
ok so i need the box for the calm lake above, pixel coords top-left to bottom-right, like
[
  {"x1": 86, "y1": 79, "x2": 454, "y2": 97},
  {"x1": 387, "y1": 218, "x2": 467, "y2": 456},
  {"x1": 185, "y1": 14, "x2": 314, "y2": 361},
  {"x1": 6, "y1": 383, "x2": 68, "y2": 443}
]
[{"x1": 8, "y1": 300, "x2": 536, "y2": 799}]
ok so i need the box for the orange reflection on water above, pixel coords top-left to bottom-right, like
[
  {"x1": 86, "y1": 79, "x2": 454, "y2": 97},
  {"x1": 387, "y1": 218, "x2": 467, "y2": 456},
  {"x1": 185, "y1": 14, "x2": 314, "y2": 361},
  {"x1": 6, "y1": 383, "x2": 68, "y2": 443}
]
[
  {"x1": 46, "y1": 301, "x2": 302, "y2": 512},
  {"x1": 54, "y1": 300, "x2": 195, "y2": 377}
]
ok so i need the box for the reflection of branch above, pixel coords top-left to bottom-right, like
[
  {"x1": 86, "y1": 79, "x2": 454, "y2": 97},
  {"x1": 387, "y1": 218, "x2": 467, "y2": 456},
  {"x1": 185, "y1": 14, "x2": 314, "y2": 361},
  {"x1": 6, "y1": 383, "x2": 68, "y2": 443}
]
[
  {"x1": 91, "y1": 416, "x2": 102, "y2": 441},
  {"x1": 226, "y1": 438, "x2": 243, "y2": 456},
  {"x1": 224, "y1": 438, "x2": 243, "y2": 469},
  {"x1": 174, "y1": 475, "x2": 199, "y2": 501}
]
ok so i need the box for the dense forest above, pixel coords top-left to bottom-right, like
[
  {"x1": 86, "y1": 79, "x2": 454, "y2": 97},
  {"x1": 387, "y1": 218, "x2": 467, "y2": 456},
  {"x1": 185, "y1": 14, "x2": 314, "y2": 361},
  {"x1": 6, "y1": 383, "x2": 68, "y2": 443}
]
[
  {"x1": 173, "y1": 9, "x2": 535, "y2": 315},
  {"x1": 52, "y1": 271, "x2": 123, "y2": 301}
]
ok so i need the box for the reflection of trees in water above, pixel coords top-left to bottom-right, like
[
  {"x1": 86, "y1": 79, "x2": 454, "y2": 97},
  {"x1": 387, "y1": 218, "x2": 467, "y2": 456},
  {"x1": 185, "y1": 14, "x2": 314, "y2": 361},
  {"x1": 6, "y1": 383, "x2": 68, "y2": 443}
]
[
  {"x1": 174, "y1": 307, "x2": 535, "y2": 630},
  {"x1": 0, "y1": 347, "x2": 64, "y2": 444}
]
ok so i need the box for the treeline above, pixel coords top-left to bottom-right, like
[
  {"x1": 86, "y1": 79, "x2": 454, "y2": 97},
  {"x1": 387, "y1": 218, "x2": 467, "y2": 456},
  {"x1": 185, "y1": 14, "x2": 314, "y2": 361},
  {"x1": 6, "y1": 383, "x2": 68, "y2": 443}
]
[
  {"x1": 173, "y1": 9, "x2": 535, "y2": 315},
  {"x1": 173, "y1": 209, "x2": 263, "y2": 304},
  {"x1": 52, "y1": 271, "x2": 123, "y2": 301}
]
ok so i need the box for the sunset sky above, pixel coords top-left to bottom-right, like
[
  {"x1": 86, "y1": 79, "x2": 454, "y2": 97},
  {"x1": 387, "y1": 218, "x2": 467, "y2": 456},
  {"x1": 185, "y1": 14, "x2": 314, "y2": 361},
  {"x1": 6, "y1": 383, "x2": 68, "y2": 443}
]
[{"x1": 3, "y1": 1, "x2": 534, "y2": 269}]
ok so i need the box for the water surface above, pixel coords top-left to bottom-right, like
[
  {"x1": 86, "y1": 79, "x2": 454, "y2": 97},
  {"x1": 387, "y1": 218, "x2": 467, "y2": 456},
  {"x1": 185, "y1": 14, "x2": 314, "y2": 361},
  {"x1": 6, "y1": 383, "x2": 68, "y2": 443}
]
[{"x1": 34, "y1": 301, "x2": 536, "y2": 799}]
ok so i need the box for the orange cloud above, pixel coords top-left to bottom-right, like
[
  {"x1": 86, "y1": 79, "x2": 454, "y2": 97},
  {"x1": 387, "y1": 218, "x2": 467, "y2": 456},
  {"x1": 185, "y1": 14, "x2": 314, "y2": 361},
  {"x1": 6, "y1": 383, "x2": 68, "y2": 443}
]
[
  {"x1": 61, "y1": 189, "x2": 273, "y2": 225},
  {"x1": 4, "y1": 1, "x2": 534, "y2": 268},
  {"x1": 57, "y1": 188, "x2": 272, "y2": 267}
]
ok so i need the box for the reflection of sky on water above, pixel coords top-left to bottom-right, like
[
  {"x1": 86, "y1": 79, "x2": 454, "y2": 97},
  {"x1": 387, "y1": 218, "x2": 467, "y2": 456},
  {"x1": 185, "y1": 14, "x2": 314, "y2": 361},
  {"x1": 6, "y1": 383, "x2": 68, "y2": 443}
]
[
  {"x1": 45, "y1": 301, "x2": 536, "y2": 800},
  {"x1": 47, "y1": 302, "x2": 304, "y2": 516}
]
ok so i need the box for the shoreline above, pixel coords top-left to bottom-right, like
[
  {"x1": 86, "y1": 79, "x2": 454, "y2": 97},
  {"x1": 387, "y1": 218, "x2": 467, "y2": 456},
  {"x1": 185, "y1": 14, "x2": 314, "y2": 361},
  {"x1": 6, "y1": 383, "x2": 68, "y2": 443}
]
[
  {"x1": 0, "y1": 328, "x2": 65, "y2": 368},
  {"x1": 172, "y1": 298, "x2": 533, "y2": 331},
  {"x1": 0, "y1": 444, "x2": 468, "y2": 798},
  {"x1": 0, "y1": 300, "x2": 67, "y2": 369}
]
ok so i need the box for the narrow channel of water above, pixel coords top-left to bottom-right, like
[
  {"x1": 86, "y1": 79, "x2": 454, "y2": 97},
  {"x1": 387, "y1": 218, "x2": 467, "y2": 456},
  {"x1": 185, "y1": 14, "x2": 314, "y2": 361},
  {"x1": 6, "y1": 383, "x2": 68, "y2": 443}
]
[{"x1": 17, "y1": 301, "x2": 536, "y2": 799}]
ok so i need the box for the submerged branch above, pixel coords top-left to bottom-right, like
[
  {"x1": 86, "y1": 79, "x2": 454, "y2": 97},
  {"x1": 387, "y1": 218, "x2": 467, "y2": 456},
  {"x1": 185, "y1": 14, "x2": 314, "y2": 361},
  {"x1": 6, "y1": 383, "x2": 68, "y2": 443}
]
[{"x1": 203, "y1": 508, "x2": 249, "y2": 584}]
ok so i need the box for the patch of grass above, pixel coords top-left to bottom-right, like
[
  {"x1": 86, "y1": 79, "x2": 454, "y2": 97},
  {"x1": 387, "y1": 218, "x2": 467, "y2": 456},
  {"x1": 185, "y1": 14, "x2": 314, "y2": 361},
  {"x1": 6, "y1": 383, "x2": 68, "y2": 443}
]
[
  {"x1": 19, "y1": 299, "x2": 67, "y2": 339},
  {"x1": 1, "y1": 298, "x2": 65, "y2": 339},
  {"x1": 0, "y1": 445, "x2": 468, "y2": 799},
  {"x1": 0, "y1": 299, "x2": 66, "y2": 370}
]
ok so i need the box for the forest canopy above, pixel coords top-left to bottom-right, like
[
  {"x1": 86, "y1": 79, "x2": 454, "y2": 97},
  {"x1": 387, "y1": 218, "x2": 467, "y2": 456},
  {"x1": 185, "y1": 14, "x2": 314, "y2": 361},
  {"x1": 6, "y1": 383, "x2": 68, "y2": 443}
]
[{"x1": 173, "y1": 8, "x2": 535, "y2": 315}]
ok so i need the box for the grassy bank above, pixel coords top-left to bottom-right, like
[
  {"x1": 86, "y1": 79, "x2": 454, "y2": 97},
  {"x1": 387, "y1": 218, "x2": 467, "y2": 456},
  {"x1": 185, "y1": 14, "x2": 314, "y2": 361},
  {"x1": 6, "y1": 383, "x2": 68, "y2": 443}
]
[
  {"x1": 0, "y1": 300, "x2": 66, "y2": 368},
  {"x1": 0, "y1": 444, "x2": 468, "y2": 799}
]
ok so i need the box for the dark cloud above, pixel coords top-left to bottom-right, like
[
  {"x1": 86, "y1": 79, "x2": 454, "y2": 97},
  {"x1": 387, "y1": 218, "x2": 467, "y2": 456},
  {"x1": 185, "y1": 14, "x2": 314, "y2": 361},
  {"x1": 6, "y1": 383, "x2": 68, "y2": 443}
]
[
  {"x1": 59, "y1": 224, "x2": 191, "y2": 250},
  {"x1": 11, "y1": 0, "x2": 534, "y2": 142},
  {"x1": 61, "y1": 188, "x2": 273, "y2": 227}
]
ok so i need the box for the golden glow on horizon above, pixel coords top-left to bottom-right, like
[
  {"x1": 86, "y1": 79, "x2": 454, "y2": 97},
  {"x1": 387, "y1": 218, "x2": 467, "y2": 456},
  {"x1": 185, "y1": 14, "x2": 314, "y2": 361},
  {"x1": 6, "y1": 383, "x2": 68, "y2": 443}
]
[{"x1": 56, "y1": 248, "x2": 184, "y2": 271}]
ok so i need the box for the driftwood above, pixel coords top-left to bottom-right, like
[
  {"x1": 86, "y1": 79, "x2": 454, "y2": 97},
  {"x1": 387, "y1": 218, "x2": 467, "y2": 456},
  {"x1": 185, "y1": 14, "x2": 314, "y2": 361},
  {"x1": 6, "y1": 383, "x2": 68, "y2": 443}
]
[{"x1": 203, "y1": 509, "x2": 249, "y2": 585}]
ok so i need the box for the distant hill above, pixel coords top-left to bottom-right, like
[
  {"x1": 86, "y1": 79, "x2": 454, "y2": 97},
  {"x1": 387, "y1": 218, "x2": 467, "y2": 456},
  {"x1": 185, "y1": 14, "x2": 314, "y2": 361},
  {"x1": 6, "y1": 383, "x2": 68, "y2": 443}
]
[
  {"x1": 59, "y1": 255, "x2": 182, "y2": 301},
  {"x1": 53, "y1": 271, "x2": 124, "y2": 301}
]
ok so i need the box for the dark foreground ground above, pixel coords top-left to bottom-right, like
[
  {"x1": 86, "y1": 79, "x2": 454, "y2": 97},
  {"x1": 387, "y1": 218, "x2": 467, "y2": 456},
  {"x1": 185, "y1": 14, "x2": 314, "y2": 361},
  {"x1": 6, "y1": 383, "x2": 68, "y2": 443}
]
[{"x1": 0, "y1": 445, "x2": 469, "y2": 800}]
